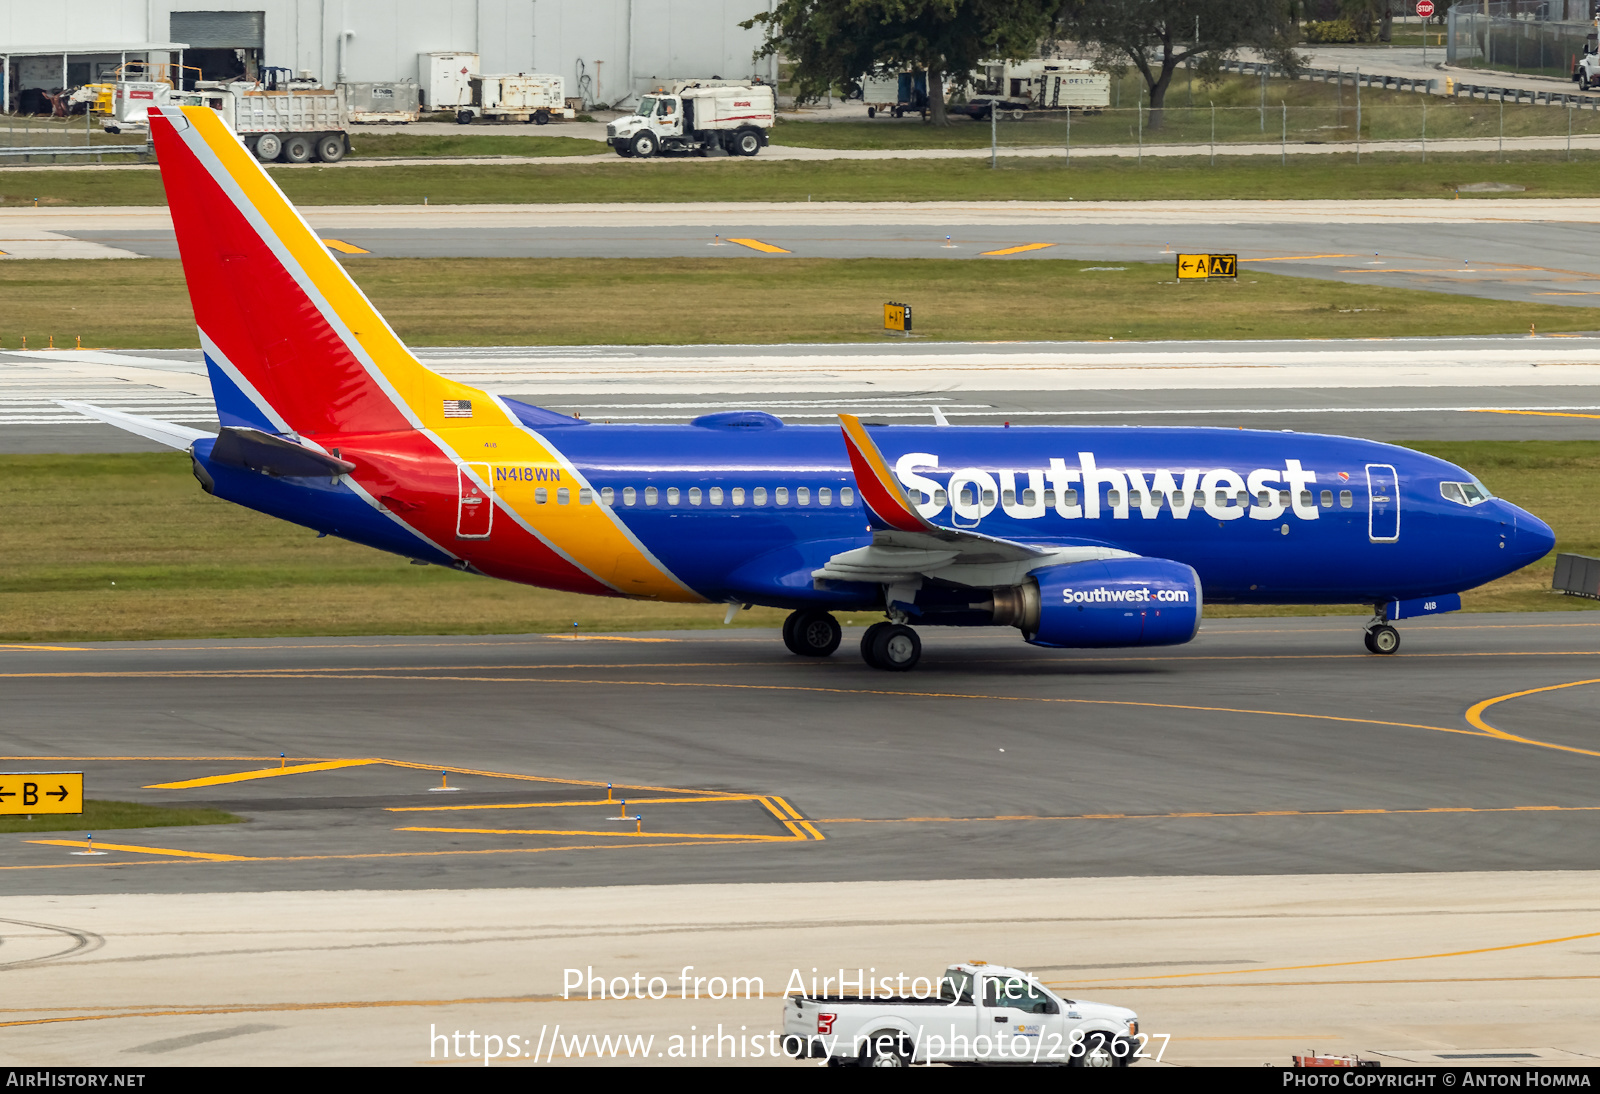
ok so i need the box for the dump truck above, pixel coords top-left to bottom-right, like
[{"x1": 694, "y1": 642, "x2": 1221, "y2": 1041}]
[
  {"x1": 606, "y1": 81, "x2": 775, "y2": 157},
  {"x1": 77, "y1": 65, "x2": 350, "y2": 163},
  {"x1": 454, "y1": 73, "x2": 574, "y2": 124}
]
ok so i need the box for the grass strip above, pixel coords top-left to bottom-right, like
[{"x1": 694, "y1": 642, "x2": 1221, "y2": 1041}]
[
  {"x1": 11, "y1": 150, "x2": 1600, "y2": 207},
  {"x1": 4, "y1": 257, "x2": 1597, "y2": 351},
  {"x1": 0, "y1": 446, "x2": 1592, "y2": 642},
  {"x1": 0, "y1": 799, "x2": 243, "y2": 835},
  {"x1": 346, "y1": 132, "x2": 604, "y2": 159}
]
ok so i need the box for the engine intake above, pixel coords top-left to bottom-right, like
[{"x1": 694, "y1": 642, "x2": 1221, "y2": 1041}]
[{"x1": 987, "y1": 558, "x2": 1202, "y2": 649}]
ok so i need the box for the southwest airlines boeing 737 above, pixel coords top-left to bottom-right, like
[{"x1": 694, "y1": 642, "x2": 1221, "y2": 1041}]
[{"x1": 66, "y1": 105, "x2": 1556, "y2": 672}]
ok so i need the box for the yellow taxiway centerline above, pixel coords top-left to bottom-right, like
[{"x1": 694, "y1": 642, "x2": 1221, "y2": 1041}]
[
  {"x1": 321, "y1": 238, "x2": 370, "y2": 254},
  {"x1": 725, "y1": 237, "x2": 790, "y2": 254},
  {"x1": 980, "y1": 243, "x2": 1056, "y2": 256},
  {"x1": 26, "y1": 839, "x2": 253, "y2": 861},
  {"x1": 144, "y1": 758, "x2": 379, "y2": 789}
]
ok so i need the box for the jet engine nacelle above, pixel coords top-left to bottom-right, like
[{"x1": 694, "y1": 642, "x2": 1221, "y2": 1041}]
[{"x1": 989, "y1": 557, "x2": 1203, "y2": 649}]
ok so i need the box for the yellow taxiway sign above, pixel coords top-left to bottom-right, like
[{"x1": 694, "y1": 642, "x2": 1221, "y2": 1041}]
[
  {"x1": 1176, "y1": 253, "x2": 1237, "y2": 280},
  {"x1": 0, "y1": 772, "x2": 84, "y2": 815}
]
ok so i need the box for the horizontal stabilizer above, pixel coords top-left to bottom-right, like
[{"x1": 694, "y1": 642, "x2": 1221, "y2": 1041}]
[
  {"x1": 210, "y1": 427, "x2": 358, "y2": 478},
  {"x1": 56, "y1": 400, "x2": 214, "y2": 451}
]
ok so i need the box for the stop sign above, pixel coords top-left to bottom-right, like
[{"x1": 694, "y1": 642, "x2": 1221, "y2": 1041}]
[{"x1": 1416, "y1": 0, "x2": 1435, "y2": 15}]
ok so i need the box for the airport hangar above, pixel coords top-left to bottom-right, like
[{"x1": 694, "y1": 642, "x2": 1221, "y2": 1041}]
[{"x1": 1, "y1": 0, "x2": 773, "y2": 113}]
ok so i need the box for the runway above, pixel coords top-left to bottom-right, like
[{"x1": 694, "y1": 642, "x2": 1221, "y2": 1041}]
[
  {"x1": 7, "y1": 337, "x2": 1600, "y2": 453},
  {"x1": 11, "y1": 198, "x2": 1600, "y2": 306},
  {"x1": 3, "y1": 612, "x2": 1598, "y2": 897}
]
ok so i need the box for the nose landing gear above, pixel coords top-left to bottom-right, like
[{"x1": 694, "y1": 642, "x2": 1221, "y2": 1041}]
[{"x1": 1363, "y1": 621, "x2": 1401, "y2": 655}]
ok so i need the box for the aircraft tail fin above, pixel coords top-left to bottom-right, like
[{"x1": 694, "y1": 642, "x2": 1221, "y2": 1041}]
[{"x1": 148, "y1": 105, "x2": 476, "y2": 439}]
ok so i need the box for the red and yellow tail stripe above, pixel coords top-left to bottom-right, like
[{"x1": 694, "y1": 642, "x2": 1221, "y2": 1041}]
[
  {"x1": 838, "y1": 414, "x2": 935, "y2": 534},
  {"x1": 152, "y1": 105, "x2": 699, "y2": 602}
]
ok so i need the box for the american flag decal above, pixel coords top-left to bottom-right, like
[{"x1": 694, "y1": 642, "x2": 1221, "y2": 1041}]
[{"x1": 443, "y1": 399, "x2": 473, "y2": 418}]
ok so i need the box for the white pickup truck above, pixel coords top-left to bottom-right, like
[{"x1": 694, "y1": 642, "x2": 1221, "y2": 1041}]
[{"x1": 782, "y1": 962, "x2": 1142, "y2": 1067}]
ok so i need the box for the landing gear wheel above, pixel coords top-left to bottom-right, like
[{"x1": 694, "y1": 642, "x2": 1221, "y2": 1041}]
[
  {"x1": 253, "y1": 132, "x2": 282, "y2": 162},
  {"x1": 783, "y1": 609, "x2": 840, "y2": 657},
  {"x1": 281, "y1": 134, "x2": 313, "y2": 163},
  {"x1": 868, "y1": 624, "x2": 921, "y2": 672},
  {"x1": 630, "y1": 131, "x2": 658, "y2": 158},
  {"x1": 859, "y1": 621, "x2": 893, "y2": 668},
  {"x1": 456, "y1": 109, "x2": 474, "y2": 125},
  {"x1": 1072, "y1": 1030, "x2": 1132, "y2": 1068},
  {"x1": 858, "y1": 1029, "x2": 912, "y2": 1067},
  {"x1": 1367, "y1": 624, "x2": 1401, "y2": 655}
]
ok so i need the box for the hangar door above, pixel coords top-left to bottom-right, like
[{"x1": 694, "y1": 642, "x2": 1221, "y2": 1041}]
[{"x1": 171, "y1": 11, "x2": 266, "y2": 84}]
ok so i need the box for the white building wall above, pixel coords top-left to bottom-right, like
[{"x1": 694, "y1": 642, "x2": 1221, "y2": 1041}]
[{"x1": 3, "y1": 0, "x2": 770, "y2": 106}]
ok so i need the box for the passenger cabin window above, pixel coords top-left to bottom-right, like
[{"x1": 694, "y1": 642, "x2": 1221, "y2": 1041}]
[
  {"x1": 688, "y1": 487, "x2": 702, "y2": 506},
  {"x1": 557, "y1": 487, "x2": 571, "y2": 505},
  {"x1": 841, "y1": 487, "x2": 854, "y2": 506},
  {"x1": 796, "y1": 486, "x2": 810, "y2": 505},
  {"x1": 775, "y1": 487, "x2": 789, "y2": 505},
  {"x1": 645, "y1": 486, "x2": 659, "y2": 506},
  {"x1": 753, "y1": 487, "x2": 767, "y2": 506},
  {"x1": 1320, "y1": 490, "x2": 1333, "y2": 508},
  {"x1": 818, "y1": 487, "x2": 831, "y2": 506},
  {"x1": 709, "y1": 487, "x2": 723, "y2": 505},
  {"x1": 731, "y1": 487, "x2": 745, "y2": 505},
  {"x1": 623, "y1": 486, "x2": 637, "y2": 506},
  {"x1": 1107, "y1": 490, "x2": 1121, "y2": 507},
  {"x1": 1022, "y1": 488, "x2": 1037, "y2": 507},
  {"x1": 1170, "y1": 490, "x2": 1184, "y2": 506},
  {"x1": 1279, "y1": 490, "x2": 1291, "y2": 507},
  {"x1": 934, "y1": 488, "x2": 948, "y2": 506},
  {"x1": 1339, "y1": 489, "x2": 1353, "y2": 508},
  {"x1": 1128, "y1": 490, "x2": 1142, "y2": 506},
  {"x1": 1002, "y1": 489, "x2": 1017, "y2": 507},
  {"x1": 600, "y1": 487, "x2": 615, "y2": 506},
  {"x1": 535, "y1": 487, "x2": 548, "y2": 504},
  {"x1": 1257, "y1": 490, "x2": 1273, "y2": 507},
  {"x1": 667, "y1": 487, "x2": 681, "y2": 505},
  {"x1": 982, "y1": 489, "x2": 996, "y2": 506},
  {"x1": 1298, "y1": 490, "x2": 1312, "y2": 508},
  {"x1": 579, "y1": 488, "x2": 593, "y2": 506}
]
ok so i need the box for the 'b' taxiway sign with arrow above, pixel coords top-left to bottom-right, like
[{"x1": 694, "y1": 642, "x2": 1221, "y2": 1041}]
[{"x1": 0, "y1": 772, "x2": 84, "y2": 815}]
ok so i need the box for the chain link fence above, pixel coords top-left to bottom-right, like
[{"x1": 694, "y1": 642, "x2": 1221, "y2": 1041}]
[
  {"x1": 1447, "y1": 7, "x2": 1593, "y2": 79},
  {"x1": 979, "y1": 96, "x2": 1600, "y2": 161}
]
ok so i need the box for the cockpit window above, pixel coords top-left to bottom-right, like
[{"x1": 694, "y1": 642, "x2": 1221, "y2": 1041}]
[{"x1": 1440, "y1": 480, "x2": 1491, "y2": 507}]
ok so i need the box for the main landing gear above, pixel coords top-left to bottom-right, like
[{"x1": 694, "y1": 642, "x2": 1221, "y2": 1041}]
[
  {"x1": 779, "y1": 610, "x2": 923, "y2": 671},
  {"x1": 782, "y1": 609, "x2": 841, "y2": 657},
  {"x1": 860, "y1": 621, "x2": 922, "y2": 672}
]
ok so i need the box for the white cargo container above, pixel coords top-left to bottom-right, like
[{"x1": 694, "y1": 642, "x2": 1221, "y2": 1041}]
[
  {"x1": 420, "y1": 52, "x2": 477, "y2": 111},
  {"x1": 456, "y1": 73, "x2": 573, "y2": 124},
  {"x1": 345, "y1": 79, "x2": 422, "y2": 124},
  {"x1": 606, "y1": 81, "x2": 774, "y2": 156}
]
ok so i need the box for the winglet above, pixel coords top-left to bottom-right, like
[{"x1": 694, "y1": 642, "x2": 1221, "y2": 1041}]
[{"x1": 838, "y1": 414, "x2": 936, "y2": 533}]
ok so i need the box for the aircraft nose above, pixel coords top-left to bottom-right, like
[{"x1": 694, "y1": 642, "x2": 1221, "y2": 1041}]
[{"x1": 1511, "y1": 507, "x2": 1556, "y2": 567}]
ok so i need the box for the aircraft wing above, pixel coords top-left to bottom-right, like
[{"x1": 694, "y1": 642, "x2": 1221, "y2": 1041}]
[{"x1": 817, "y1": 414, "x2": 1133, "y2": 589}]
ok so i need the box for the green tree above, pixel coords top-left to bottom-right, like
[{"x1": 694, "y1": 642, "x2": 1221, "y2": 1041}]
[
  {"x1": 745, "y1": 0, "x2": 1056, "y2": 125},
  {"x1": 1057, "y1": 1, "x2": 1301, "y2": 126}
]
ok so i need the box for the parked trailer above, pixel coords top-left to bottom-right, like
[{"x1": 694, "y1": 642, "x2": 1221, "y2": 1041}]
[
  {"x1": 954, "y1": 60, "x2": 1109, "y2": 119},
  {"x1": 456, "y1": 73, "x2": 574, "y2": 124},
  {"x1": 860, "y1": 71, "x2": 932, "y2": 118}
]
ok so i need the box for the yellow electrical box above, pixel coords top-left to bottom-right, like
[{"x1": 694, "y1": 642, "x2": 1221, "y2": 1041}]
[
  {"x1": 0, "y1": 772, "x2": 84, "y2": 815},
  {"x1": 1176, "y1": 254, "x2": 1237, "y2": 280},
  {"x1": 884, "y1": 302, "x2": 912, "y2": 333}
]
